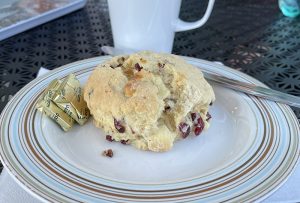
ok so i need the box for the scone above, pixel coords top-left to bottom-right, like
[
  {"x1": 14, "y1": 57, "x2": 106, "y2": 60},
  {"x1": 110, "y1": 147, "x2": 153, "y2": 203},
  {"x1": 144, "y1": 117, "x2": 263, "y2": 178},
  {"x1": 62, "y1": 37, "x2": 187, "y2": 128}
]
[{"x1": 84, "y1": 51, "x2": 215, "y2": 152}]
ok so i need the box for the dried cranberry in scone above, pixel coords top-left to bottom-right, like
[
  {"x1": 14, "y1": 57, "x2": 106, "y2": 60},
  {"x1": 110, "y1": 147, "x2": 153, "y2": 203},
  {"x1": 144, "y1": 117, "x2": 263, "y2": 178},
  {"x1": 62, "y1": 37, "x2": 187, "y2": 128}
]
[
  {"x1": 114, "y1": 118, "x2": 125, "y2": 133},
  {"x1": 121, "y1": 139, "x2": 129, "y2": 145},
  {"x1": 206, "y1": 112, "x2": 212, "y2": 121},
  {"x1": 194, "y1": 126, "x2": 202, "y2": 136},
  {"x1": 191, "y1": 112, "x2": 200, "y2": 124},
  {"x1": 106, "y1": 135, "x2": 114, "y2": 142},
  {"x1": 191, "y1": 113, "x2": 197, "y2": 121},
  {"x1": 134, "y1": 63, "x2": 143, "y2": 71},
  {"x1": 194, "y1": 116, "x2": 205, "y2": 136},
  {"x1": 157, "y1": 62, "x2": 165, "y2": 69},
  {"x1": 178, "y1": 122, "x2": 191, "y2": 138}
]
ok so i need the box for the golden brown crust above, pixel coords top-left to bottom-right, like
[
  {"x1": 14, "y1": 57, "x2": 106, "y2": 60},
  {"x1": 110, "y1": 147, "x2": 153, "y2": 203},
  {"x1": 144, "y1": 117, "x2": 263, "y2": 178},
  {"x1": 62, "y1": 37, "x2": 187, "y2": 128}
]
[{"x1": 84, "y1": 51, "x2": 215, "y2": 152}]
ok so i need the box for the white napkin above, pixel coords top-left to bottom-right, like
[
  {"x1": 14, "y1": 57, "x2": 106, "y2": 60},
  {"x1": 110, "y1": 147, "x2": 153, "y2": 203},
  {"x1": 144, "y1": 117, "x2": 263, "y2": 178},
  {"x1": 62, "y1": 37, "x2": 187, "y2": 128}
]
[
  {"x1": 0, "y1": 168, "x2": 41, "y2": 203},
  {"x1": 0, "y1": 67, "x2": 299, "y2": 203},
  {"x1": 36, "y1": 67, "x2": 50, "y2": 76}
]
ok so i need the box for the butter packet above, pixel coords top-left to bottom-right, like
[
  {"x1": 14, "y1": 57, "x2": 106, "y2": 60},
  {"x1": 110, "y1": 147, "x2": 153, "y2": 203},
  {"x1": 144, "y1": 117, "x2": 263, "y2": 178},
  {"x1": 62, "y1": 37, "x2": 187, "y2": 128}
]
[
  {"x1": 36, "y1": 99, "x2": 74, "y2": 131},
  {"x1": 53, "y1": 74, "x2": 90, "y2": 125},
  {"x1": 36, "y1": 79, "x2": 74, "y2": 131}
]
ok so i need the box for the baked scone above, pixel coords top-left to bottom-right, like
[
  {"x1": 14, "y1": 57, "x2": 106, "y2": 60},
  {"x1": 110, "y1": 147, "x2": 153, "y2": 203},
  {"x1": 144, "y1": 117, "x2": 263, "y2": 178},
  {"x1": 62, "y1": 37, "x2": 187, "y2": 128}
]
[{"x1": 84, "y1": 51, "x2": 215, "y2": 152}]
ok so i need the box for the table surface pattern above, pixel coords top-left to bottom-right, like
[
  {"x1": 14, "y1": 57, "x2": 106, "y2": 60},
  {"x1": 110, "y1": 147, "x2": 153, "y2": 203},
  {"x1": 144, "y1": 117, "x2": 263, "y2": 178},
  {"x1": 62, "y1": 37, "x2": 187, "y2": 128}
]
[{"x1": 0, "y1": 0, "x2": 299, "y2": 170}]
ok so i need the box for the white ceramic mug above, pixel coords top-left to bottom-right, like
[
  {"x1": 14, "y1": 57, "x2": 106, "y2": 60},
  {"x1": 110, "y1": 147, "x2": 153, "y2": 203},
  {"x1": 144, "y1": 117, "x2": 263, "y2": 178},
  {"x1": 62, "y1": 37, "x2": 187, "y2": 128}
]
[{"x1": 108, "y1": 0, "x2": 215, "y2": 53}]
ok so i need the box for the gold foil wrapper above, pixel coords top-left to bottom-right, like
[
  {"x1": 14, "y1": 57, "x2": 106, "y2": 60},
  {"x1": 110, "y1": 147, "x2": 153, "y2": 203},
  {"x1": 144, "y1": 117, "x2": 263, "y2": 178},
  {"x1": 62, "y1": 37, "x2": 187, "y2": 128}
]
[
  {"x1": 53, "y1": 74, "x2": 90, "y2": 125},
  {"x1": 36, "y1": 79, "x2": 74, "y2": 131},
  {"x1": 36, "y1": 99, "x2": 74, "y2": 131},
  {"x1": 36, "y1": 74, "x2": 90, "y2": 131}
]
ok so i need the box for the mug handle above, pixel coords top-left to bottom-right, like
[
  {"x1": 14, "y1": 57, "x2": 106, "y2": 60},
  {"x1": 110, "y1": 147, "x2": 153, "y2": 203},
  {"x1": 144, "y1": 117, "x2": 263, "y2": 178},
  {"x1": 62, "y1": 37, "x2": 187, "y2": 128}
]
[{"x1": 175, "y1": 0, "x2": 215, "y2": 32}]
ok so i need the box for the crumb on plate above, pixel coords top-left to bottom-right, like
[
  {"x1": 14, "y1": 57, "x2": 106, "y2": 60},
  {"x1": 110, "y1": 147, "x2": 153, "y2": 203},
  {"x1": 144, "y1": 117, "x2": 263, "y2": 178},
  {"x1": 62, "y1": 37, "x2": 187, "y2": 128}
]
[{"x1": 102, "y1": 149, "x2": 113, "y2": 158}]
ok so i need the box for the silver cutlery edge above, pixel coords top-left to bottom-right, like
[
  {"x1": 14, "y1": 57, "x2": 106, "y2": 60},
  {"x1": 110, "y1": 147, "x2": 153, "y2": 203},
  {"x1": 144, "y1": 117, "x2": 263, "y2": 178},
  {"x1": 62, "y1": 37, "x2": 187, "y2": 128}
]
[{"x1": 203, "y1": 72, "x2": 300, "y2": 108}]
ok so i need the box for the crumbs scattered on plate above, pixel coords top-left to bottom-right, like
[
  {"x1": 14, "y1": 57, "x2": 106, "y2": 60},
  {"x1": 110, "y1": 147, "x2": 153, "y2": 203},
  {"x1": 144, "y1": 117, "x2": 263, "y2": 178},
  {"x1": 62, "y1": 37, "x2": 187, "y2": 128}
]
[{"x1": 102, "y1": 149, "x2": 113, "y2": 158}]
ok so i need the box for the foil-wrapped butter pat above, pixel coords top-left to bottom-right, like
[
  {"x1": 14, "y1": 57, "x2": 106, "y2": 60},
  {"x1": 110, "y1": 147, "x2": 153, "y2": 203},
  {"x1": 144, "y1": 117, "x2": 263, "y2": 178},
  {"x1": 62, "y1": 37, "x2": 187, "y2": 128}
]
[
  {"x1": 36, "y1": 79, "x2": 74, "y2": 131},
  {"x1": 53, "y1": 74, "x2": 90, "y2": 125},
  {"x1": 36, "y1": 99, "x2": 74, "y2": 131}
]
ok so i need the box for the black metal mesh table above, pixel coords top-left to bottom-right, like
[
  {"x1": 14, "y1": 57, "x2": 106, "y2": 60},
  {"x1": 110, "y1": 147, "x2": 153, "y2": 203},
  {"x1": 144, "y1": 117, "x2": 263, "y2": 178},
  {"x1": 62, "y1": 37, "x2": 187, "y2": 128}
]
[{"x1": 0, "y1": 0, "x2": 300, "y2": 171}]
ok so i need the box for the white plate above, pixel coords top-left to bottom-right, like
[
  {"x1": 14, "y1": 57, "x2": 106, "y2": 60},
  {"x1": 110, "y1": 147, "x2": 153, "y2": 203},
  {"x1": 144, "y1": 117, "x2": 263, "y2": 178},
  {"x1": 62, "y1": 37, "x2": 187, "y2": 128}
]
[{"x1": 0, "y1": 56, "x2": 299, "y2": 202}]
